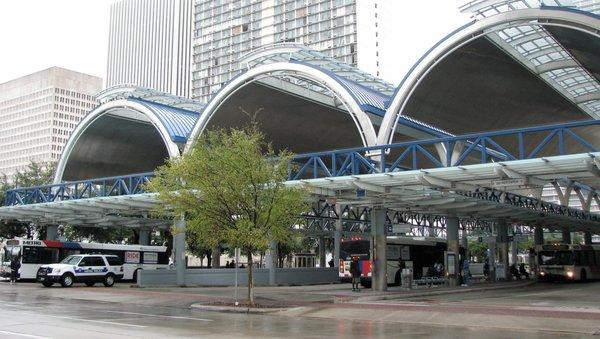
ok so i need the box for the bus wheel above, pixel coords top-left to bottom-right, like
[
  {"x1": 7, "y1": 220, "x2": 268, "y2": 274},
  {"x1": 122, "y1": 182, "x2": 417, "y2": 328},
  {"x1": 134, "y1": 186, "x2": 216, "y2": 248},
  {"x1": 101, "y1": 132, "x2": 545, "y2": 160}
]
[
  {"x1": 42, "y1": 282, "x2": 53, "y2": 287},
  {"x1": 61, "y1": 273, "x2": 74, "y2": 288},
  {"x1": 103, "y1": 273, "x2": 115, "y2": 287},
  {"x1": 581, "y1": 269, "x2": 587, "y2": 282}
]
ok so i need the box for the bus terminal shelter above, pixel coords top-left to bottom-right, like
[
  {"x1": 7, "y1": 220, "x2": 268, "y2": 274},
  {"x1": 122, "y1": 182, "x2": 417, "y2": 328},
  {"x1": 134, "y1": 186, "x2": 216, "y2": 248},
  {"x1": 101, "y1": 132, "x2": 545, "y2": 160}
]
[{"x1": 2, "y1": 2, "x2": 600, "y2": 289}]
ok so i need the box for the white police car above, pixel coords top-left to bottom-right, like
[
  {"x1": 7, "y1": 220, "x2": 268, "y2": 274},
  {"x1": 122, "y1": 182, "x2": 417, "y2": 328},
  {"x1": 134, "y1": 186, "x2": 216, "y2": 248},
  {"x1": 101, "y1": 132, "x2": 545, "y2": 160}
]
[{"x1": 36, "y1": 254, "x2": 124, "y2": 288}]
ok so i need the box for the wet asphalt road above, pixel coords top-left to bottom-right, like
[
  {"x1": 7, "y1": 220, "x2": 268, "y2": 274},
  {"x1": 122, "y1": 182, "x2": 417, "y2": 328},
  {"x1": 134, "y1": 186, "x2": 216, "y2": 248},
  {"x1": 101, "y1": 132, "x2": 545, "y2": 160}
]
[{"x1": 0, "y1": 281, "x2": 596, "y2": 338}]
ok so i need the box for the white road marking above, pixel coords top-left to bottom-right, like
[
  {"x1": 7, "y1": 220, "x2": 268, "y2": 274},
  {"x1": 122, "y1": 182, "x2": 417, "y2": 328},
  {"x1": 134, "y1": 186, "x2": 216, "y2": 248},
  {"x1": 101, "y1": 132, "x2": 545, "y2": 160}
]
[
  {"x1": 105, "y1": 310, "x2": 213, "y2": 322},
  {"x1": 0, "y1": 330, "x2": 51, "y2": 339},
  {"x1": 18, "y1": 312, "x2": 147, "y2": 329}
]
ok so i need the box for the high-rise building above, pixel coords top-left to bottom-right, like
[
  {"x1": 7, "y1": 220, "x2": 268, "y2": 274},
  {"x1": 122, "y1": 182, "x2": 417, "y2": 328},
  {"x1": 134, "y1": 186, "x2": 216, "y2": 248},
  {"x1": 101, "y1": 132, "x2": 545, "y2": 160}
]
[
  {"x1": 0, "y1": 67, "x2": 102, "y2": 179},
  {"x1": 192, "y1": 0, "x2": 384, "y2": 102},
  {"x1": 106, "y1": 0, "x2": 194, "y2": 97},
  {"x1": 572, "y1": 0, "x2": 600, "y2": 14}
]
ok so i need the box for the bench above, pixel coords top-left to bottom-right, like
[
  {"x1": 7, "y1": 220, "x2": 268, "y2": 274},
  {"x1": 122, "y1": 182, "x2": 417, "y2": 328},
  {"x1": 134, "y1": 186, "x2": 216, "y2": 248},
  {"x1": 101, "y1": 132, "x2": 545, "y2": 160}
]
[{"x1": 412, "y1": 276, "x2": 447, "y2": 288}]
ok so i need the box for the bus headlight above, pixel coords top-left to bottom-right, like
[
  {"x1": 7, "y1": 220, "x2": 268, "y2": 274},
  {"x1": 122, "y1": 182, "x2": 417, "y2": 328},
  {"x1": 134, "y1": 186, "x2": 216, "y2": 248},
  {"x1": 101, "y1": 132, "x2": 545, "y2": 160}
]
[
  {"x1": 540, "y1": 272, "x2": 545, "y2": 276},
  {"x1": 566, "y1": 271, "x2": 574, "y2": 278}
]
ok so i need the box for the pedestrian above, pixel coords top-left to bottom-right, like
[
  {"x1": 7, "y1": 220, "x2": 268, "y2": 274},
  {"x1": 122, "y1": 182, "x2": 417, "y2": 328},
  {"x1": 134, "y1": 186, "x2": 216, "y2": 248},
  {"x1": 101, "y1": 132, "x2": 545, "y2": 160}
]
[
  {"x1": 462, "y1": 260, "x2": 470, "y2": 286},
  {"x1": 483, "y1": 261, "x2": 490, "y2": 279},
  {"x1": 231, "y1": 260, "x2": 236, "y2": 268},
  {"x1": 226, "y1": 260, "x2": 230, "y2": 268},
  {"x1": 510, "y1": 264, "x2": 521, "y2": 280},
  {"x1": 10, "y1": 255, "x2": 20, "y2": 284},
  {"x1": 328, "y1": 258, "x2": 334, "y2": 268},
  {"x1": 349, "y1": 256, "x2": 361, "y2": 292}
]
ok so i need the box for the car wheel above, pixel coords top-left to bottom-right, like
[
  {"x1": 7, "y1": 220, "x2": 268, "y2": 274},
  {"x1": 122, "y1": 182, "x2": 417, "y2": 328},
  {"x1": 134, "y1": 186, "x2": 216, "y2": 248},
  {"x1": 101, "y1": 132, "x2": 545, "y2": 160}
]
[
  {"x1": 61, "y1": 273, "x2": 74, "y2": 288},
  {"x1": 103, "y1": 273, "x2": 115, "y2": 287},
  {"x1": 85, "y1": 281, "x2": 95, "y2": 287},
  {"x1": 42, "y1": 282, "x2": 53, "y2": 287},
  {"x1": 581, "y1": 269, "x2": 587, "y2": 282}
]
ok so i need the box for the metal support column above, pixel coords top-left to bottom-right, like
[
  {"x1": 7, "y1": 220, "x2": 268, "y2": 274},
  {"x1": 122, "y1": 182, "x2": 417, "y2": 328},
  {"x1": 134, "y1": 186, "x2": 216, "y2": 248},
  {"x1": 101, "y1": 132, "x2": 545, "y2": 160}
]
[
  {"x1": 267, "y1": 240, "x2": 278, "y2": 285},
  {"x1": 496, "y1": 219, "x2": 509, "y2": 280},
  {"x1": 46, "y1": 225, "x2": 58, "y2": 240},
  {"x1": 562, "y1": 229, "x2": 572, "y2": 244},
  {"x1": 333, "y1": 204, "x2": 342, "y2": 268},
  {"x1": 319, "y1": 236, "x2": 326, "y2": 268},
  {"x1": 446, "y1": 216, "x2": 460, "y2": 286},
  {"x1": 584, "y1": 231, "x2": 593, "y2": 245},
  {"x1": 371, "y1": 207, "x2": 387, "y2": 292},
  {"x1": 174, "y1": 218, "x2": 186, "y2": 287},
  {"x1": 534, "y1": 226, "x2": 544, "y2": 246},
  {"x1": 138, "y1": 229, "x2": 150, "y2": 246}
]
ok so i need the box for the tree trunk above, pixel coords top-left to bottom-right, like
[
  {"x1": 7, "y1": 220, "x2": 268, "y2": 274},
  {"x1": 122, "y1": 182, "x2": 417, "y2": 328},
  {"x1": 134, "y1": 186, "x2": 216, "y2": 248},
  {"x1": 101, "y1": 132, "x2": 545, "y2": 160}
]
[{"x1": 247, "y1": 250, "x2": 254, "y2": 306}]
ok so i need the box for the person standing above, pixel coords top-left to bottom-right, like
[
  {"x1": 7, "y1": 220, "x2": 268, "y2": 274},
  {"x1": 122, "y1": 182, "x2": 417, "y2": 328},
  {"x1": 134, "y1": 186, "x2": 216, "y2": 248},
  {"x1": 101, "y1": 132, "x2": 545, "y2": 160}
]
[
  {"x1": 349, "y1": 256, "x2": 361, "y2": 291},
  {"x1": 10, "y1": 255, "x2": 20, "y2": 284}
]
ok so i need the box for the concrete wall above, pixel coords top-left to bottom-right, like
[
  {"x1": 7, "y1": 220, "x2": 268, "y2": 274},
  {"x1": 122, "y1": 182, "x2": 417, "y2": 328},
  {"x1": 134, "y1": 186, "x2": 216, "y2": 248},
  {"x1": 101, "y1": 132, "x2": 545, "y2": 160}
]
[{"x1": 137, "y1": 267, "x2": 338, "y2": 287}]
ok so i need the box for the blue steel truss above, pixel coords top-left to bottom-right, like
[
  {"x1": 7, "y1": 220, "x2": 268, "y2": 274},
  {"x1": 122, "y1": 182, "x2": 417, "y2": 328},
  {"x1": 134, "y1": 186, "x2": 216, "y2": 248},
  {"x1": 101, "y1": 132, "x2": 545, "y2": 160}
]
[
  {"x1": 4, "y1": 173, "x2": 155, "y2": 206},
  {"x1": 289, "y1": 119, "x2": 600, "y2": 180}
]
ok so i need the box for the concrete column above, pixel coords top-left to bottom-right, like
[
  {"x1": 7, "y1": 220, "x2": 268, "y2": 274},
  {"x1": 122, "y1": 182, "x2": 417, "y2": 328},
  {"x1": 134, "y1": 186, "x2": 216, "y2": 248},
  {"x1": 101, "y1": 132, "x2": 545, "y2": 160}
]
[
  {"x1": 534, "y1": 226, "x2": 544, "y2": 246},
  {"x1": 333, "y1": 204, "x2": 342, "y2": 268},
  {"x1": 371, "y1": 207, "x2": 387, "y2": 292},
  {"x1": 318, "y1": 236, "x2": 326, "y2": 268},
  {"x1": 46, "y1": 225, "x2": 58, "y2": 240},
  {"x1": 461, "y1": 233, "x2": 469, "y2": 261},
  {"x1": 511, "y1": 229, "x2": 518, "y2": 266},
  {"x1": 562, "y1": 229, "x2": 572, "y2": 244},
  {"x1": 266, "y1": 240, "x2": 278, "y2": 285},
  {"x1": 446, "y1": 216, "x2": 460, "y2": 286},
  {"x1": 211, "y1": 246, "x2": 221, "y2": 268},
  {"x1": 496, "y1": 219, "x2": 509, "y2": 280},
  {"x1": 174, "y1": 218, "x2": 186, "y2": 286},
  {"x1": 138, "y1": 229, "x2": 150, "y2": 245},
  {"x1": 583, "y1": 231, "x2": 593, "y2": 245}
]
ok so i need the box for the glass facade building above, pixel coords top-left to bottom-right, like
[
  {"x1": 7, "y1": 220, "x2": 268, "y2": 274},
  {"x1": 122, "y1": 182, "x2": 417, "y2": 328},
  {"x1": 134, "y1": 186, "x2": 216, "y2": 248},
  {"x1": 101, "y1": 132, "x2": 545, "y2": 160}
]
[{"x1": 192, "y1": 0, "x2": 380, "y2": 102}]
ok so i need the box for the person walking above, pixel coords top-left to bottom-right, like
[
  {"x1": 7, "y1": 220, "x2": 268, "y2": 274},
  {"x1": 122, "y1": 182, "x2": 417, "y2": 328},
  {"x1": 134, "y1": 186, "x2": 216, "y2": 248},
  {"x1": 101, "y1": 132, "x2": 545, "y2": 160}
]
[
  {"x1": 349, "y1": 256, "x2": 361, "y2": 292},
  {"x1": 462, "y1": 260, "x2": 470, "y2": 286},
  {"x1": 10, "y1": 255, "x2": 20, "y2": 284}
]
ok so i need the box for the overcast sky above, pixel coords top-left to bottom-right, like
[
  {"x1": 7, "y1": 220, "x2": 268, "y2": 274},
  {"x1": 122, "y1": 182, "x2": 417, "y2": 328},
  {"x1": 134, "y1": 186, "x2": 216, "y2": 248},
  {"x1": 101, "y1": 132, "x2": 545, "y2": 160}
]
[{"x1": 0, "y1": 0, "x2": 470, "y2": 86}]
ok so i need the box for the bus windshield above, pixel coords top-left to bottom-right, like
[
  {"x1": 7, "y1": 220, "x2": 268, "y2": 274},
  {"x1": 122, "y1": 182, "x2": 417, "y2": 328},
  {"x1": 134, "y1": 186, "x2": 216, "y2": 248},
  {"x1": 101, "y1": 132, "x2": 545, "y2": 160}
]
[
  {"x1": 60, "y1": 255, "x2": 82, "y2": 265},
  {"x1": 539, "y1": 251, "x2": 573, "y2": 265},
  {"x1": 340, "y1": 240, "x2": 370, "y2": 260},
  {"x1": 2, "y1": 246, "x2": 17, "y2": 263}
]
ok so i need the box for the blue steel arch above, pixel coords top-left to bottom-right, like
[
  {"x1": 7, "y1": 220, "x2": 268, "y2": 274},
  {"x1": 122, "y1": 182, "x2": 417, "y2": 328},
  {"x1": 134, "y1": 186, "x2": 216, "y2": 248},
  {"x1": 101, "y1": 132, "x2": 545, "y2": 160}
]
[{"x1": 128, "y1": 98, "x2": 200, "y2": 144}]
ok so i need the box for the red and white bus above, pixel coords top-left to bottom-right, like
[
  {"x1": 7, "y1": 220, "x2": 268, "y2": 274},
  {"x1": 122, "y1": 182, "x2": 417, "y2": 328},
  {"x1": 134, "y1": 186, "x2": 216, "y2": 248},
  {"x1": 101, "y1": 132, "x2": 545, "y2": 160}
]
[
  {"x1": 1, "y1": 239, "x2": 169, "y2": 281},
  {"x1": 339, "y1": 236, "x2": 447, "y2": 286}
]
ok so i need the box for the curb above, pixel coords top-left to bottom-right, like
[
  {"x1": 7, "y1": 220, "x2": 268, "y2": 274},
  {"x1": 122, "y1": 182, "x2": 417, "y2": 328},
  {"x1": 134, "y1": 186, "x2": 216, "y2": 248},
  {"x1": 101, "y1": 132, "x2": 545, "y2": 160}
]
[
  {"x1": 190, "y1": 303, "x2": 289, "y2": 314},
  {"x1": 347, "y1": 281, "x2": 537, "y2": 303}
]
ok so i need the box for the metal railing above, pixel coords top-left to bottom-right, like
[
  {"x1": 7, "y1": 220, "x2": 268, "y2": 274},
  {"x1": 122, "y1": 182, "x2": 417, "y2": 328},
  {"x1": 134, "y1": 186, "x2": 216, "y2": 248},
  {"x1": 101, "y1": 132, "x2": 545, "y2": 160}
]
[{"x1": 288, "y1": 119, "x2": 600, "y2": 180}]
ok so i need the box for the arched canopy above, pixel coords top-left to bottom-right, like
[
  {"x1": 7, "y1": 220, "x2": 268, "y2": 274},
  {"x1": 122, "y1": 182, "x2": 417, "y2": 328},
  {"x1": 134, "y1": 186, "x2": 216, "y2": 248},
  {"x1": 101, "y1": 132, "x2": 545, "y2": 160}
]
[
  {"x1": 54, "y1": 97, "x2": 200, "y2": 183},
  {"x1": 379, "y1": 6, "x2": 600, "y2": 145},
  {"x1": 184, "y1": 61, "x2": 379, "y2": 153}
]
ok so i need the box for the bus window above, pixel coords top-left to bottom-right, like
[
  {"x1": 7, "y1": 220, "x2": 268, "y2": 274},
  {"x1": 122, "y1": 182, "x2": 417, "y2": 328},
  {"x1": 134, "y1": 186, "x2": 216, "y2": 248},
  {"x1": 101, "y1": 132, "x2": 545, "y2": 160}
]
[
  {"x1": 157, "y1": 252, "x2": 170, "y2": 265},
  {"x1": 22, "y1": 247, "x2": 42, "y2": 264},
  {"x1": 539, "y1": 251, "x2": 572, "y2": 265},
  {"x1": 41, "y1": 248, "x2": 59, "y2": 264},
  {"x1": 143, "y1": 252, "x2": 158, "y2": 264}
]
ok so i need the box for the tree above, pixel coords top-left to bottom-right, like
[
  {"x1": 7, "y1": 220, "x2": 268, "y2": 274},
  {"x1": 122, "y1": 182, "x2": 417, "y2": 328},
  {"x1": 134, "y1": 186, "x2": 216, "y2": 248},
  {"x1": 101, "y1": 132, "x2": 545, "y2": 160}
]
[
  {"x1": 0, "y1": 161, "x2": 56, "y2": 240},
  {"x1": 148, "y1": 127, "x2": 308, "y2": 305}
]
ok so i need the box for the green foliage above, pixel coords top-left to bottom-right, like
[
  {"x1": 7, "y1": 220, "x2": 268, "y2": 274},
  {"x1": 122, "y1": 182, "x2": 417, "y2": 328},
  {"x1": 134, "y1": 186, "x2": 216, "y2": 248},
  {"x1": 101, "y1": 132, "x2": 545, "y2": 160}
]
[
  {"x1": 0, "y1": 161, "x2": 56, "y2": 240},
  {"x1": 147, "y1": 127, "x2": 309, "y2": 304}
]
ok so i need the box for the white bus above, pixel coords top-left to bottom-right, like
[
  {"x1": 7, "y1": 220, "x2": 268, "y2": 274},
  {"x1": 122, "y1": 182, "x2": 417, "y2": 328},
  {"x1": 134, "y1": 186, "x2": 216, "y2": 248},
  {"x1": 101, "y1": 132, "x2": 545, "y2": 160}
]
[
  {"x1": 538, "y1": 244, "x2": 600, "y2": 281},
  {"x1": 1, "y1": 239, "x2": 169, "y2": 281}
]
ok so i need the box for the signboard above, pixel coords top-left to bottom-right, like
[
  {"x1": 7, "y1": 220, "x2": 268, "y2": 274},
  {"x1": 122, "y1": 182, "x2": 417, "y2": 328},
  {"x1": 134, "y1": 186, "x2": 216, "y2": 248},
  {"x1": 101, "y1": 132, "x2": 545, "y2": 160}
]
[
  {"x1": 491, "y1": 178, "x2": 526, "y2": 188},
  {"x1": 391, "y1": 223, "x2": 412, "y2": 234},
  {"x1": 22, "y1": 240, "x2": 43, "y2": 246},
  {"x1": 125, "y1": 251, "x2": 140, "y2": 264},
  {"x1": 143, "y1": 252, "x2": 158, "y2": 264},
  {"x1": 386, "y1": 245, "x2": 410, "y2": 260}
]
